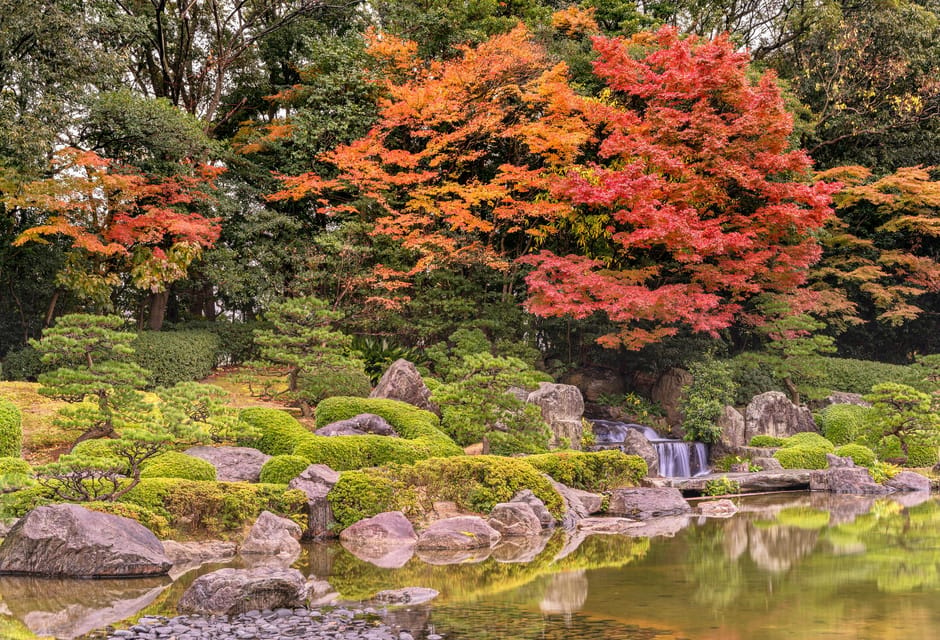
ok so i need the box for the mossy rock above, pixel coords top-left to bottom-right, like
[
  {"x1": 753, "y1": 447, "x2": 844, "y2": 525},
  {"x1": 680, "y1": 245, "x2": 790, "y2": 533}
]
[
  {"x1": 141, "y1": 451, "x2": 217, "y2": 481},
  {"x1": 259, "y1": 455, "x2": 310, "y2": 484},
  {"x1": 833, "y1": 443, "x2": 877, "y2": 468},
  {"x1": 817, "y1": 404, "x2": 872, "y2": 446},
  {"x1": 522, "y1": 450, "x2": 647, "y2": 491},
  {"x1": 238, "y1": 407, "x2": 310, "y2": 456}
]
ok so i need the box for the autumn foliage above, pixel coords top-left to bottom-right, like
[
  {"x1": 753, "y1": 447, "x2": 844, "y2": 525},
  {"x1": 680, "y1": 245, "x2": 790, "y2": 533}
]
[{"x1": 273, "y1": 25, "x2": 838, "y2": 349}]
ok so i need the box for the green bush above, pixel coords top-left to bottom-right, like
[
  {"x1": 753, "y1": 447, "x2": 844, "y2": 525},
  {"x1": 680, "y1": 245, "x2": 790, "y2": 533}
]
[
  {"x1": 0, "y1": 457, "x2": 30, "y2": 476},
  {"x1": 680, "y1": 357, "x2": 736, "y2": 444},
  {"x1": 0, "y1": 456, "x2": 31, "y2": 492},
  {"x1": 906, "y1": 445, "x2": 939, "y2": 468},
  {"x1": 1, "y1": 346, "x2": 50, "y2": 381},
  {"x1": 703, "y1": 476, "x2": 740, "y2": 496},
  {"x1": 259, "y1": 455, "x2": 310, "y2": 484},
  {"x1": 780, "y1": 432, "x2": 834, "y2": 448},
  {"x1": 833, "y1": 443, "x2": 877, "y2": 468},
  {"x1": 522, "y1": 450, "x2": 647, "y2": 491},
  {"x1": 773, "y1": 434, "x2": 835, "y2": 469},
  {"x1": 328, "y1": 455, "x2": 563, "y2": 529},
  {"x1": 238, "y1": 407, "x2": 309, "y2": 456},
  {"x1": 68, "y1": 438, "x2": 129, "y2": 472},
  {"x1": 83, "y1": 501, "x2": 171, "y2": 537},
  {"x1": 134, "y1": 329, "x2": 221, "y2": 387},
  {"x1": 297, "y1": 366, "x2": 372, "y2": 405},
  {"x1": 0, "y1": 399, "x2": 22, "y2": 458},
  {"x1": 748, "y1": 435, "x2": 786, "y2": 447},
  {"x1": 140, "y1": 451, "x2": 216, "y2": 481},
  {"x1": 172, "y1": 320, "x2": 267, "y2": 366},
  {"x1": 817, "y1": 404, "x2": 873, "y2": 446}
]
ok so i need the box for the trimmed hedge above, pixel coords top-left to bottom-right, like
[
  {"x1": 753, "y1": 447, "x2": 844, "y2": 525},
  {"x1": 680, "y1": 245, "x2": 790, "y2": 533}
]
[
  {"x1": 833, "y1": 443, "x2": 877, "y2": 468},
  {"x1": 0, "y1": 399, "x2": 22, "y2": 458},
  {"x1": 773, "y1": 433, "x2": 835, "y2": 469},
  {"x1": 328, "y1": 455, "x2": 563, "y2": 530},
  {"x1": 817, "y1": 404, "x2": 872, "y2": 446},
  {"x1": 259, "y1": 455, "x2": 310, "y2": 484},
  {"x1": 523, "y1": 450, "x2": 647, "y2": 492},
  {"x1": 134, "y1": 329, "x2": 221, "y2": 387},
  {"x1": 1, "y1": 346, "x2": 50, "y2": 382},
  {"x1": 748, "y1": 435, "x2": 786, "y2": 447},
  {"x1": 293, "y1": 397, "x2": 462, "y2": 470},
  {"x1": 238, "y1": 407, "x2": 310, "y2": 456},
  {"x1": 140, "y1": 451, "x2": 217, "y2": 481}
]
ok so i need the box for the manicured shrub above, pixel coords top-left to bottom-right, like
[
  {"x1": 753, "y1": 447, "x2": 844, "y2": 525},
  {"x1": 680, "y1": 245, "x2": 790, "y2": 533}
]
[
  {"x1": 1, "y1": 346, "x2": 50, "y2": 381},
  {"x1": 134, "y1": 329, "x2": 221, "y2": 387},
  {"x1": 172, "y1": 320, "x2": 267, "y2": 366},
  {"x1": 906, "y1": 445, "x2": 939, "y2": 468},
  {"x1": 833, "y1": 443, "x2": 877, "y2": 468},
  {"x1": 780, "y1": 432, "x2": 834, "y2": 448},
  {"x1": 703, "y1": 476, "x2": 740, "y2": 496},
  {"x1": 140, "y1": 451, "x2": 217, "y2": 481},
  {"x1": 748, "y1": 435, "x2": 786, "y2": 447},
  {"x1": 0, "y1": 399, "x2": 22, "y2": 458},
  {"x1": 328, "y1": 455, "x2": 563, "y2": 529},
  {"x1": 69, "y1": 438, "x2": 128, "y2": 472},
  {"x1": 0, "y1": 457, "x2": 30, "y2": 476},
  {"x1": 817, "y1": 404, "x2": 873, "y2": 446},
  {"x1": 773, "y1": 434, "x2": 835, "y2": 469},
  {"x1": 83, "y1": 501, "x2": 171, "y2": 538},
  {"x1": 259, "y1": 455, "x2": 310, "y2": 484},
  {"x1": 522, "y1": 450, "x2": 647, "y2": 491},
  {"x1": 238, "y1": 407, "x2": 310, "y2": 456},
  {"x1": 0, "y1": 456, "x2": 32, "y2": 493}
]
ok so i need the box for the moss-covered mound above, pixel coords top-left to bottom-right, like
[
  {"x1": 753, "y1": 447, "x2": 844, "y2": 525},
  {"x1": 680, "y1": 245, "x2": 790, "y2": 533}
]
[
  {"x1": 773, "y1": 432, "x2": 836, "y2": 469},
  {"x1": 140, "y1": 451, "x2": 217, "y2": 481},
  {"x1": 292, "y1": 397, "x2": 463, "y2": 470},
  {"x1": 748, "y1": 435, "x2": 786, "y2": 447},
  {"x1": 833, "y1": 443, "x2": 877, "y2": 468},
  {"x1": 259, "y1": 454, "x2": 310, "y2": 484},
  {"x1": 0, "y1": 399, "x2": 22, "y2": 458},
  {"x1": 328, "y1": 455, "x2": 564, "y2": 529},
  {"x1": 817, "y1": 403, "x2": 873, "y2": 446},
  {"x1": 523, "y1": 450, "x2": 646, "y2": 492},
  {"x1": 238, "y1": 407, "x2": 310, "y2": 456}
]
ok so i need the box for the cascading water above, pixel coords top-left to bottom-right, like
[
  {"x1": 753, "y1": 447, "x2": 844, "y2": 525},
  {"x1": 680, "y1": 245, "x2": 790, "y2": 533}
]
[{"x1": 590, "y1": 419, "x2": 710, "y2": 478}]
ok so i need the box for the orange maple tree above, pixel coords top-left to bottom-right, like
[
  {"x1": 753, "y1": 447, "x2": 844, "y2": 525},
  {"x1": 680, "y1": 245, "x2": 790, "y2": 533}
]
[{"x1": 10, "y1": 148, "x2": 222, "y2": 323}]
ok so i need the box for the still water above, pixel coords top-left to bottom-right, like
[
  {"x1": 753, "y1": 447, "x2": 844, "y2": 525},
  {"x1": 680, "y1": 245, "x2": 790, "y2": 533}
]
[{"x1": 1, "y1": 492, "x2": 939, "y2": 640}]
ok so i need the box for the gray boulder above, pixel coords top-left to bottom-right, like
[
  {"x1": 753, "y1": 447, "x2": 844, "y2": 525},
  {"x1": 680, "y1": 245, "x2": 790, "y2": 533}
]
[
  {"x1": 487, "y1": 503, "x2": 542, "y2": 537},
  {"x1": 569, "y1": 488, "x2": 604, "y2": 514},
  {"x1": 607, "y1": 487, "x2": 692, "y2": 520},
  {"x1": 821, "y1": 392, "x2": 871, "y2": 408},
  {"x1": 289, "y1": 464, "x2": 340, "y2": 539},
  {"x1": 527, "y1": 383, "x2": 584, "y2": 450},
  {"x1": 753, "y1": 456, "x2": 784, "y2": 471},
  {"x1": 340, "y1": 511, "x2": 417, "y2": 549},
  {"x1": 547, "y1": 478, "x2": 590, "y2": 530},
  {"x1": 177, "y1": 567, "x2": 306, "y2": 616},
  {"x1": 0, "y1": 504, "x2": 171, "y2": 577},
  {"x1": 183, "y1": 446, "x2": 271, "y2": 482},
  {"x1": 744, "y1": 392, "x2": 817, "y2": 442},
  {"x1": 560, "y1": 367, "x2": 626, "y2": 403},
  {"x1": 650, "y1": 368, "x2": 692, "y2": 431},
  {"x1": 315, "y1": 413, "x2": 398, "y2": 437},
  {"x1": 416, "y1": 516, "x2": 501, "y2": 550},
  {"x1": 810, "y1": 455, "x2": 891, "y2": 494},
  {"x1": 885, "y1": 471, "x2": 930, "y2": 492},
  {"x1": 620, "y1": 429, "x2": 659, "y2": 477},
  {"x1": 710, "y1": 405, "x2": 746, "y2": 460},
  {"x1": 370, "y1": 359, "x2": 438, "y2": 414},
  {"x1": 239, "y1": 511, "x2": 302, "y2": 560},
  {"x1": 510, "y1": 490, "x2": 554, "y2": 529}
]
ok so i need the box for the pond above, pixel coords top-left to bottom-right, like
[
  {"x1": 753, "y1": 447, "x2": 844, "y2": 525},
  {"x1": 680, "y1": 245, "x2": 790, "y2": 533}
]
[{"x1": 1, "y1": 491, "x2": 938, "y2": 639}]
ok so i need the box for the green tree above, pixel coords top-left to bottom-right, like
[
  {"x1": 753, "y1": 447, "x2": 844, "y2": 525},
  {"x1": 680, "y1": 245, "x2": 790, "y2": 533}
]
[
  {"x1": 680, "y1": 357, "x2": 736, "y2": 444},
  {"x1": 864, "y1": 382, "x2": 940, "y2": 461}
]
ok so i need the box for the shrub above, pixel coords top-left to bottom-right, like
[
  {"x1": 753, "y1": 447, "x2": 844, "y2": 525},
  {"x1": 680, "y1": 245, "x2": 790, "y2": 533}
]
[
  {"x1": 259, "y1": 455, "x2": 310, "y2": 484},
  {"x1": 140, "y1": 451, "x2": 217, "y2": 481},
  {"x1": 680, "y1": 357, "x2": 736, "y2": 444},
  {"x1": 297, "y1": 366, "x2": 372, "y2": 406},
  {"x1": 486, "y1": 404, "x2": 552, "y2": 456},
  {"x1": 134, "y1": 329, "x2": 221, "y2": 387},
  {"x1": 780, "y1": 432, "x2": 834, "y2": 448},
  {"x1": 315, "y1": 396, "x2": 440, "y2": 434},
  {"x1": 0, "y1": 457, "x2": 30, "y2": 476},
  {"x1": 522, "y1": 450, "x2": 647, "y2": 491},
  {"x1": 1, "y1": 346, "x2": 50, "y2": 381},
  {"x1": 703, "y1": 476, "x2": 740, "y2": 496},
  {"x1": 83, "y1": 501, "x2": 170, "y2": 537},
  {"x1": 906, "y1": 445, "x2": 939, "y2": 468},
  {"x1": 833, "y1": 443, "x2": 877, "y2": 468},
  {"x1": 328, "y1": 455, "x2": 563, "y2": 529},
  {"x1": 773, "y1": 436, "x2": 835, "y2": 469},
  {"x1": 870, "y1": 461, "x2": 902, "y2": 484},
  {"x1": 172, "y1": 320, "x2": 266, "y2": 366},
  {"x1": 238, "y1": 407, "x2": 310, "y2": 456},
  {"x1": 0, "y1": 399, "x2": 22, "y2": 457},
  {"x1": 748, "y1": 435, "x2": 786, "y2": 447},
  {"x1": 69, "y1": 439, "x2": 128, "y2": 472},
  {"x1": 0, "y1": 456, "x2": 31, "y2": 493},
  {"x1": 817, "y1": 404, "x2": 872, "y2": 446}
]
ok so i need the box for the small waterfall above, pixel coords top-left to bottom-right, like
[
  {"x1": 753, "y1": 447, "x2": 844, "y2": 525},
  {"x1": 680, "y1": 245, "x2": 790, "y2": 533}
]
[{"x1": 590, "y1": 419, "x2": 710, "y2": 478}]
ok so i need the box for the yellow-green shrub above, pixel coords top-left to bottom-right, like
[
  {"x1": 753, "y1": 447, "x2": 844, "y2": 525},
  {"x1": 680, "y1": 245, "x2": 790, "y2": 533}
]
[
  {"x1": 140, "y1": 451, "x2": 217, "y2": 481},
  {"x1": 259, "y1": 455, "x2": 310, "y2": 484},
  {"x1": 748, "y1": 435, "x2": 786, "y2": 447},
  {"x1": 83, "y1": 501, "x2": 171, "y2": 537},
  {"x1": 773, "y1": 433, "x2": 835, "y2": 469},
  {"x1": 833, "y1": 443, "x2": 877, "y2": 468},
  {"x1": 238, "y1": 407, "x2": 310, "y2": 455},
  {"x1": 0, "y1": 399, "x2": 22, "y2": 458},
  {"x1": 817, "y1": 404, "x2": 872, "y2": 446},
  {"x1": 522, "y1": 450, "x2": 646, "y2": 491}
]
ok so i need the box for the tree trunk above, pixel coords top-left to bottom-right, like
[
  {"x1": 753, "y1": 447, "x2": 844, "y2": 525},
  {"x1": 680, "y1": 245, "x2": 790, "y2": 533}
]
[
  {"x1": 147, "y1": 291, "x2": 170, "y2": 330},
  {"x1": 783, "y1": 377, "x2": 800, "y2": 405}
]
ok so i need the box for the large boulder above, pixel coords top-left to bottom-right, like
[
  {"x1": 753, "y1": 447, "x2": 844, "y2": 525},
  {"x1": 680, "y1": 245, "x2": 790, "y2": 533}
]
[
  {"x1": 527, "y1": 383, "x2": 584, "y2": 450},
  {"x1": 340, "y1": 511, "x2": 417, "y2": 549},
  {"x1": 239, "y1": 511, "x2": 302, "y2": 561},
  {"x1": 370, "y1": 359, "x2": 438, "y2": 414},
  {"x1": 487, "y1": 503, "x2": 542, "y2": 538},
  {"x1": 710, "y1": 405, "x2": 746, "y2": 460},
  {"x1": 315, "y1": 413, "x2": 398, "y2": 437},
  {"x1": 177, "y1": 567, "x2": 306, "y2": 616},
  {"x1": 510, "y1": 489, "x2": 554, "y2": 529},
  {"x1": 183, "y1": 446, "x2": 271, "y2": 482},
  {"x1": 744, "y1": 392, "x2": 817, "y2": 442},
  {"x1": 809, "y1": 455, "x2": 891, "y2": 495},
  {"x1": 607, "y1": 487, "x2": 692, "y2": 520},
  {"x1": 547, "y1": 478, "x2": 590, "y2": 530},
  {"x1": 820, "y1": 392, "x2": 871, "y2": 409},
  {"x1": 416, "y1": 516, "x2": 501, "y2": 550},
  {"x1": 0, "y1": 504, "x2": 171, "y2": 577},
  {"x1": 885, "y1": 471, "x2": 931, "y2": 492},
  {"x1": 650, "y1": 368, "x2": 692, "y2": 430},
  {"x1": 620, "y1": 428, "x2": 659, "y2": 477},
  {"x1": 289, "y1": 464, "x2": 340, "y2": 539},
  {"x1": 560, "y1": 367, "x2": 626, "y2": 403}
]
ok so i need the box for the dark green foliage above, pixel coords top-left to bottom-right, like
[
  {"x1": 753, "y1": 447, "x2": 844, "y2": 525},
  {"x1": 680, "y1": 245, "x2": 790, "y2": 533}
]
[
  {"x1": 680, "y1": 357, "x2": 736, "y2": 444},
  {"x1": 773, "y1": 433, "x2": 836, "y2": 469},
  {"x1": 238, "y1": 407, "x2": 309, "y2": 456},
  {"x1": 0, "y1": 399, "x2": 22, "y2": 457},
  {"x1": 297, "y1": 366, "x2": 372, "y2": 406},
  {"x1": 833, "y1": 443, "x2": 877, "y2": 468},
  {"x1": 817, "y1": 404, "x2": 873, "y2": 446},
  {"x1": 523, "y1": 450, "x2": 647, "y2": 492},
  {"x1": 134, "y1": 330, "x2": 221, "y2": 387},
  {"x1": 748, "y1": 435, "x2": 786, "y2": 447},
  {"x1": 140, "y1": 451, "x2": 217, "y2": 481},
  {"x1": 865, "y1": 383, "x2": 940, "y2": 465},
  {"x1": 486, "y1": 407, "x2": 553, "y2": 457},
  {"x1": 259, "y1": 455, "x2": 310, "y2": 484},
  {"x1": 352, "y1": 336, "x2": 424, "y2": 384},
  {"x1": 726, "y1": 353, "x2": 785, "y2": 405},
  {"x1": 1, "y1": 346, "x2": 50, "y2": 381},
  {"x1": 328, "y1": 455, "x2": 563, "y2": 529}
]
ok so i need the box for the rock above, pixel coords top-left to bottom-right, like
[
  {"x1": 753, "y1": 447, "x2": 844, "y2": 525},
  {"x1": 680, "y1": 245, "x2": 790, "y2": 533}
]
[
  {"x1": 560, "y1": 367, "x2": 626, "y2": 403},
  {"x1": 487, "y1": 503, "x2": 542, "y2": 537},
  {"x1": 607, "y1": 487, "x2": 691, "y2": 520},
  {"x1": 753, "y1": 456, "x2": 784, "y2": 471},
  {"x1": 697, "y1": 499, "x2": 738, "y2": 518},
  {"x1": 0, "y1": 504, "x2": 171, "y2": 578},
  {"x1": 526, "y1": 383, "x2": 585, "y2": 450},
  {"x1": 885, "y1": 471, "x2": 930, "y2": 492},
  {"x1": 710, "y1": 406, "x2": 746, "y2": 460},
  {"x1": 650, "y1": 368, "x2": 692, "y2": 430},
  {"x1": 547, "y1": 479, "x2": 590, "y2": 530},
  {"x1": 239, "y1": 511, "x2": 302, "y2": 561},
  {"x1": 416, "y1": 516, "x2": 501, "y2": 550},
  {"x1": 510, "y1": 490, "x2": 554, "y2": 529},
  {"x1": 373, "y1": 587, "x2": 439, "y2": 606},
  {"x1": 646, "y1": 470, "x2": 812, "y2": 493},
  {"x1": 821, "y1": 392, "x2": 871, "y2": 408},
  {"x1": 315, "y1": 414, "x2": 398, "y2": 437},
  {"x1": 289, "y1": 464, "x2": 340, "y2": 539},
  {"x1": 340, "y1": 511, "x2": 417, "y2": 549},
  {"x1": 370, "y1": 359, "x2": 438, "y2": 414},
  {"x1": 177, "y1": 567, "x2": 307, "y2": 616},
  {"x1": 744, "y1": 392, "x2": 817, "y2": 442},
  {"x1": 568, "y1": 488, "x2": 604, "y2": 514},
  {"x1": 620, "y1": 428, "x2": 659, "y2": 477},
  {"x1": 576, "y1": 515, "x2": 691, "y2": 538},
  {"x1": 810, "y1": 456, "x2": 891, "y2": 494},
  {"x1": 183, "y1": 446, "x2": 271, "y2": 482}
]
